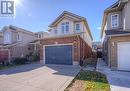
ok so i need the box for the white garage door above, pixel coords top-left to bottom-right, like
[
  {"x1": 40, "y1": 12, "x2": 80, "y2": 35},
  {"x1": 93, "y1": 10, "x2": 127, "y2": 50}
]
[{"x1": 118, "y1": 42, "x2": 130, "y2": 71}]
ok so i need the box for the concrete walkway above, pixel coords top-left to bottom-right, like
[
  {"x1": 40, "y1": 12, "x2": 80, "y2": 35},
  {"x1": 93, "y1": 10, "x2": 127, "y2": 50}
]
[
  {"x1": 0, "y1": 63, "x2": 80, "y2": 91},
  {"x1": 97, "y1": 59, "x2": 130, "y2": 91}
]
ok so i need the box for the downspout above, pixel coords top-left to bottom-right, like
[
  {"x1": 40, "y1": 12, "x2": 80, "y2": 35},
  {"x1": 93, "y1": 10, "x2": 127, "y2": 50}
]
[
  {"x1": 74, "y1": 27, "x2": 81, "y2": 62},
  {"x1": 108, "y1": 36, "x2": 111, "y2": 68}
]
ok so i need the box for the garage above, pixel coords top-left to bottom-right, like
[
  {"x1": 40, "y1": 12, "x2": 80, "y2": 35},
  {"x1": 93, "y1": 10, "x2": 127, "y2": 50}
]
[
  {"x1": 118, "y1": 42, "x2": 130, "y2": 71},
  {"x1": 45, "y1": 45, "x2": 73, "y2": 65},
  {"x1": 0, "y1": 50, "x2": 9, "y2": 63}
]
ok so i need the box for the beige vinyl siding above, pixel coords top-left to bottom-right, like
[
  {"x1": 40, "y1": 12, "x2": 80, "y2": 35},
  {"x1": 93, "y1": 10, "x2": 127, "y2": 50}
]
[
  {"x1": 0, "y1": 37, "x2": 3, "y2": 44},
  {"x1": 12, "y1": 31, "x2": 17, "y2": 43},
  {"x1": 122, "y1": 0, "x2": 130, "y2": 30},
  {"x1": 20, "y1": 32, "x2": 36, "y2": 44}
]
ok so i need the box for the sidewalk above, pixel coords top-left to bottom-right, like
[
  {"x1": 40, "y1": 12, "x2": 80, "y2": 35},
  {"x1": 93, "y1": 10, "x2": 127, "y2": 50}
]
[{"x1": 97, "y1": 58, "x2": 130, "y2": 91}]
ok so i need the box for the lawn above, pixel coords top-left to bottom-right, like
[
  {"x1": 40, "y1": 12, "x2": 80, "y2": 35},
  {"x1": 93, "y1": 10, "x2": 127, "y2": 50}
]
[
  {"x1": 65, "y1": 70, "x2": 110, "y2": 91},
  {"x1": 0, "y1": 64, "x2": 19, "y2": 70}
]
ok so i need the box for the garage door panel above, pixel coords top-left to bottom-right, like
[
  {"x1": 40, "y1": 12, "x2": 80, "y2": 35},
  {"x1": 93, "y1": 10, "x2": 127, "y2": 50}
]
[
  {"x1": 118, "y1": 42, "x2": 130, "y2": 71},
  {"x1": 45, "y1": 45, "x2": 72, "y2": 65}
]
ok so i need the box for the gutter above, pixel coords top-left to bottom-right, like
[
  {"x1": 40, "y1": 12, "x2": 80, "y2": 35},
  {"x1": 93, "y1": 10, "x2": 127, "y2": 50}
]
[{"x1": 106, "y1": 33, "x2": 130, "y2": 37}]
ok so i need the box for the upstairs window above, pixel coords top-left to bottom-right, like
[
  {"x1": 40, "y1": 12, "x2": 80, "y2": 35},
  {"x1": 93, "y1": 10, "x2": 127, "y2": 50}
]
[
  {"x1": 17, "y1": 34, "x2": 20, "y2": 41},
  {"x1": 38, "y1": 34, "x2": 41, "y2": 38},
  {"x1": 4, "y1": 32, "x2": 11, "y2": 43},
  {"x1": 17, "y1": 33, "x2": 22, "y2": 41},
  {"x1": 111, "y1": 14, "x2": 119, "y2": 28},
  {"x1": 61, "y1": 23, "x2": 65, "y2": 33},
  {"x1": 61, "y1": 22, "x2": 69, "y2": 34},
  {"x1": 76, "y1": 24, "x2": 80, "y2": 31},
  {"x1": 65, "y1": 22, "x2": 69, "y2": 32},
  {"x1": 54, "y1": 30, "x2": 57, "y2": 34}
]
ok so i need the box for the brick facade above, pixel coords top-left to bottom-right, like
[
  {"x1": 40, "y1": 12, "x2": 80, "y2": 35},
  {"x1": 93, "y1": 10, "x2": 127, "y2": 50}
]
[{"x1": 39, "y1": 35, "x2": 92, "y2": 64}]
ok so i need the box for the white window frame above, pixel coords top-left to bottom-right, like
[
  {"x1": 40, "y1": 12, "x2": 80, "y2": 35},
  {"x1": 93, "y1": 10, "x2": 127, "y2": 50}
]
[
  {"x1": 65, "y1": 22, "x2": 69, "y2": 33},
  {"x1": 61, "y1": 22, "x2": 69, "y2": 34},
  {"x1": 54, "y1": 30, "x2": 57, "y2": 34},
  {"x1": 111, "y1": 14, "x2": 119, "y2": 28},
  {"x1": 38, "y1": 34, "x2": 42, "y2": 39},
  {"x1": 61, "y1": 23, "x2": 65, "y2": 34},
  {"x1": 17, "y1": 33, "x2": 22, "y2": 41},
  {"x1": 75, "y1": 23, "x2": 80, "y2": 31},
  {"x1": 4, "y1": 31, "x2": 11, "y2": 44},
  {"x1": 17, "y1": 33, "x2": 20, "y2": 41}
]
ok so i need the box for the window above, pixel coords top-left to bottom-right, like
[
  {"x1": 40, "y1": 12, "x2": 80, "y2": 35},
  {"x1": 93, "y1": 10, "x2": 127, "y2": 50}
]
[
  {"x1": 4, "y1": 31, "x2": 11, "y2": 43},
  {"x1": 38, "y1": 34, "x2": 41, "y2": 38},
  {"x1": 17, "y1": 33, "x2": 22, "y2": 41},
  {"x1": 61, "y1": 23, "x2": 65, "y2": 33},
  {"x1": 65, "y1": 22, "x2": 69, "y2": 32},
  {"x1": 17, "y1": 34, "x2": 20, "y2": 41},
  {"x1": 76, "y1": 24, "x2": 80, "y2": 31},
  {"x1": 54, "y1": 30, "x2": 57, "y2": 34},
  {"x1": 61, "y1": 22, "x2": 69, "y2": 34},
  {"x1": 111, "y1": 14, "x2": 119, "y2": 28}
]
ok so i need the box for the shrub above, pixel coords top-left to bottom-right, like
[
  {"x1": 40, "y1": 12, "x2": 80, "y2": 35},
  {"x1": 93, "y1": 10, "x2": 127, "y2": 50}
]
[
  {"x1": 30, "y1": 53, "x2": 39, "y2": 62},
  {"x1": 13, "y1": 57, "x2": 28, "y2": 65}
]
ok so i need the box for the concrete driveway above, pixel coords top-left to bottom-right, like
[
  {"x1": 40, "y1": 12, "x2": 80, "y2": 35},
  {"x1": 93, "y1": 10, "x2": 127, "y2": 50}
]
[
  {"x1": 0, "y1": 63, "x2": 80, "y2": 91},
  {"x1": 97, "y1": 59, "x2": 130, "y2": 91}
]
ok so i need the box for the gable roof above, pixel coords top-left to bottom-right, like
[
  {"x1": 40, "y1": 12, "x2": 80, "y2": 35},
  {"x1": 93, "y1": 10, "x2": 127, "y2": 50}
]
[
  {"x1": 49, "y1": 11, "x2": 86, "y2": 27},
  {"x1": 1, "y1": 25, "x2": 35, "y2": 36},
  {"x1": 101, "y1": 0, "x2": 128, "y2": 38},
  {"x1": 49, "y1": 11, "x2": 93, "y2": 40}
]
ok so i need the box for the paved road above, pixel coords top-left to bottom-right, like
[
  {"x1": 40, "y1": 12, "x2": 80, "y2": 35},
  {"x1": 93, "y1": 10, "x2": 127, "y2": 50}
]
[
  {"x1": 0, "y1": 63, "x2": 80, "y2": 91},
  {"x1": 97, "y1": 59, "x2": 130, "y2": 91}
]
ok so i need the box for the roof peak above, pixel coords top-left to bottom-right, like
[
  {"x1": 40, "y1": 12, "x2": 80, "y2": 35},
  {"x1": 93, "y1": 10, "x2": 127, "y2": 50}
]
[{"x1": 49, "y1": 11, "x2": 86, "y2": 27}]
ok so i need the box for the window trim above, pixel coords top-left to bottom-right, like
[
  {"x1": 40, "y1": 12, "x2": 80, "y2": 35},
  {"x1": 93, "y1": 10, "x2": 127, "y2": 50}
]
[
  {"x1": 61, "y1": 22, "x2": 69, "y2": 34},
  {"x1": 75, "y1": 23, "x2": 80, "y2": 31},
  {"x1": 4, "y1": 31, "x2": 11, "y2": 44},
  {"x1": 111, "y1": 14, "x2": 119, "y2": 28},
  {"x1": 17, "y1": 33, "x2": 22, "y2": 41},
  {"x1": 17, "y1": 33, "x2": 20, "y2": 41},
  {"x1": 54, "y1": 30, "x2": 57, "y2": 34},
  {"x1": 65, "y1": 22, "x2": 69, "y2": 32},
  {"x1": 61, "y1": 23, "x2": 65, "y2": 33}
]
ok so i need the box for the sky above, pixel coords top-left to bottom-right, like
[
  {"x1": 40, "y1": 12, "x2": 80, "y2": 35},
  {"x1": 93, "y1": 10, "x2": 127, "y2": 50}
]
[{"x1": 0, "y1": 0, "x2": 117, "y2": 41}]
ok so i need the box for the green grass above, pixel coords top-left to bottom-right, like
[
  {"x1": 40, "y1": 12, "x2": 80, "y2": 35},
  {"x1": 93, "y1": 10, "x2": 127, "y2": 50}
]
[
  {"x1": 0, "y1": 64, "x2": 23, "y2": 70},
  {"x1": 65, "y1": 70, "x2": 110, "y2": 91}
]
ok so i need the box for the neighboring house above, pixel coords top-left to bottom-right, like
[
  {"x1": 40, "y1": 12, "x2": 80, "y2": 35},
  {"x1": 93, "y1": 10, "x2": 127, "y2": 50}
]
[
  {"x1": 0, "y1": 32, "x2": 3, "y2": 44},
  {"x1": 0, "y1": 25, "x2": 36, "y2": 63},
  {"x1": 101, "y1": 0, "x2": 130, "y2": 71},
  {"x1": 35, "y1": 31, "x2": 49, "y2": 39},
  {"x1": 39, "y1": 11, "x2": 93, "y2": 65},
  {"x1": 28, "y1": 31, "x2": 50, "y2": 55}
]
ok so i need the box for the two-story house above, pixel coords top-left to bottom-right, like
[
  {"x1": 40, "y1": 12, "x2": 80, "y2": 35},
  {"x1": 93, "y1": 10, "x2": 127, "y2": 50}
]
[
  {"x1": 39, "y1": 11, "x2": 93, "y2": 65},
  {"x1": 0, "y1": 25, "x2": 36, "y2": 63},
  {"x1": 101, "y1": 0, "x2": 130, "y2": 71}
]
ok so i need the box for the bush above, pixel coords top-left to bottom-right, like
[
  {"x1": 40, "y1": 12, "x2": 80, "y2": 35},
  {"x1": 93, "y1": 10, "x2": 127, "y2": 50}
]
[
  {"x1": 13, "y1": 57, "x2": 28, "y2": 65},
  {"x1": 30, "y1": 53, "x2": 39, "y2": 62}
]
